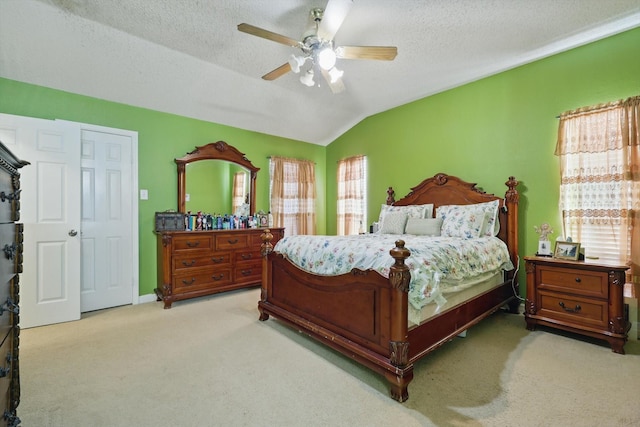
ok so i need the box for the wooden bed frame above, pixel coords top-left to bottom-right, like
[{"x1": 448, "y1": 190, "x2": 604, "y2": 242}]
[{"x1": 258, "y1": 173, "x2": 520, "y2": 402}]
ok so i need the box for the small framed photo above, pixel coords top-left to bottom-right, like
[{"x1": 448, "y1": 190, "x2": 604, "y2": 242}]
[{"x1": 553, "y1": 241, "x2": 581, "y2": 260}]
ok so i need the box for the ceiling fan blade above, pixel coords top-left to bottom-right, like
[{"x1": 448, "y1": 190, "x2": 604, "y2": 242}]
[
  {"x1": 317, "y1": 0, "x2": 353, "y2": 41},
  {"x1": 320, "y1": 68, "x2": 346, "y2": 94},
  {"x1": 262, "y1": 63, "x2": 292, "y2": 81},
  {"x1": 237, "y1": 23, "x2": 300, "y2": 47},
  {"x1": 335, "y1": 45, "x2": 397, "y2": 61}
]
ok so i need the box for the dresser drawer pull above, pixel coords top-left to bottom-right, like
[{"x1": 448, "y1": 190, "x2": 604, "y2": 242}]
[
  {"x1": 3, "y1": 242, "x2": 16, "y2": 260},
  {"x1": 240, "y1": 269, "x2": 253, "y2": 276},
  {"x1": 0, "y1": 352, "x2": 11, "y2": 379},
  {"x1": 2, "y1": 410, "x2": 20, "y2": 427},
  {"x1": 211, "y1": 257, "x2": 225, "y2": 263},
  {"x1": 0, "y1": 297, "x2": 19, "y2": 316},
  {"x1": 575, "y1": 277, "x2": 581, "y2": 283},
  {"x1": 559, "y1": 302, "x2": 581, "y2": 313},
  {"x1": 227, "y1": 238, "x2": 239, "y2": 245},
  {"x1": 181, "y1": 278, "x2": 196, "y2": 285},
  {"x1": 240, "y1": 253, "x2": 253, "y2": 260},
  {"x1": 186, "y1": 241, "x2": 200, "y2": 248},
  {"x1": 0, "y1": 189, "x2": 21, "y2": 202},
  {"x1": 212, "y1": 274, "x2": 225, "y2": 281},
  {"x1": 181, "y1": 260, "x2": 196, "y2": 267}
]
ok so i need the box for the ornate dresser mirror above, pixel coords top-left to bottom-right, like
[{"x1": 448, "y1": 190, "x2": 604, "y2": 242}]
[{"x1": 175, "y1": 141, "x2": 259, "y2": 215}]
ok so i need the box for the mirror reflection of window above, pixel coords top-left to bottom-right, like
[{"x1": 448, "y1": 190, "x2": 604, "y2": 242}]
[{"x1": 232, "y1": 172, "x2": 249, "y2": 216}]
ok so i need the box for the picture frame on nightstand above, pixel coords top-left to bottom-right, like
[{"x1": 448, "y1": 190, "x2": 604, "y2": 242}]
[{"x1": 553, "y1": 241, "x2": 581, "y2": 260}]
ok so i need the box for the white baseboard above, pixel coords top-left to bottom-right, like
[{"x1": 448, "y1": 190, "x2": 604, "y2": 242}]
[{"x1": 137, "y1": 293, "x2": 158, "y2": 304}]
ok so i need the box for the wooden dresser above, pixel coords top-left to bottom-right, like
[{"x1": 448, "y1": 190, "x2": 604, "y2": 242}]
[
  {"x1": 156, "y1": 228, "x2": 284, "y2": 308},
  {"x1": 524, "y1": 256, "x2": 630, "y2": 354},
  {"x1": 0, "y1": 143, "x2": 28, "y2": 426}
]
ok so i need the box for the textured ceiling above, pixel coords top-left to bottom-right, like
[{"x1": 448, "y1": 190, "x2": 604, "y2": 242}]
[{"x1": 1, "y1": 0, "x2": 640, "y2": 145}]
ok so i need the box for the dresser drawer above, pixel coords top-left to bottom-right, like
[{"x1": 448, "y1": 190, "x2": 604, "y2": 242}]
[
  {"x1": 0, "y1": 280, "x2": 12, "y2": 332},
  {"x1": 173, "y1": 252, "x2": 231, "y2": 271},
  {"x1": 235, "y1": 250, "x2": 261, "y2": 264},
  {"x1": 538, "y1": 266, "x2": 608, "y2": 299},
  {"x1": 234, "y1": 261, "x2": 262, "y2": 283},
  {"x1": 0, "y1": 172, "x2": 16, "y2": 224},
  {"x1": 172, "y1": 234, "x2": 214, "y2": 252},
  {"x1": 215, "y1": 233, "x2": 249, "y2": 250},
  {"x1": 0, "y1": 223, "x2": 17, "y2": 285},
  {"x1": 538, "y1": 290, "x2": 607, "y2": 329},
  {"x1": 173, "y1": 268, "x2": 233, "y2": 292}
]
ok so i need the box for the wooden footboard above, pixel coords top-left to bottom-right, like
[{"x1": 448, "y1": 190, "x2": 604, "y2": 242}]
[
  {"x1": 259, "y1": 235, "x2": 414, "y2": 402},
  {"x1": 257, "y1": 173, "x2": 520, "y2": 402}
]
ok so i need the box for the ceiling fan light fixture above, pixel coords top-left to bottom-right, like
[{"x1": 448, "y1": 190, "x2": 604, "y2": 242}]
[
  {"x1": 288, "y1": 54, "x2": 307, "y2": 73},
  {"x1": 328, "y1": 67, "x2": 343, "y2": 83},
  {"x1": 300, "y1": 69, "x2": 315, "y2": 87},
  {"x1": 317, "y1": 47, "x2": 336, "y2": 70}
]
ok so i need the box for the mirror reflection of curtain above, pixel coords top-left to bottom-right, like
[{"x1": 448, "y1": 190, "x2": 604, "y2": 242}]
[
  {"x1": 232, "y1": 171, "x2": 246, "y2": 215},
  {"x1": 556, "y1": 95, "x2": 639, "y2": 286},
  {"x1": 269, "y1": 156, "x2": 316, "y2": 235},
  {"x1": 337, "y1": 155, "x2": 367, "y2": 235}
]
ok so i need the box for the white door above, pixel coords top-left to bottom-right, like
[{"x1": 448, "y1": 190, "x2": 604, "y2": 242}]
[
  {"x1": 0, "y1": 114, "x2": 82, "y2": 328},
  {"x1": 79, "y1": 129, "x2": 134, "y2": 312}
]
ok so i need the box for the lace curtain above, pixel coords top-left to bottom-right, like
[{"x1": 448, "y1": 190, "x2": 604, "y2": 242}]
[
  {"x1": 337, "y1": 155, "x2": 366, "y2": 235},
  {"x1": 269, "y1": 156, "x2": 316, "y2": 235},
  {"x1": 555, "y1": 95, "x2": 640, "y2": 285}
]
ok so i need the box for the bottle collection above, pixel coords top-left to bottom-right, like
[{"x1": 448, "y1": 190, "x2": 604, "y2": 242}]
[{"x1": 184, "y1": 211, "x2": 273, "y2": 231}]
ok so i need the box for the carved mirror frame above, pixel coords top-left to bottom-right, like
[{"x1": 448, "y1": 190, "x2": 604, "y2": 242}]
[{"x1": 176, "y1": 141, "x2": 259, "y2": 214}]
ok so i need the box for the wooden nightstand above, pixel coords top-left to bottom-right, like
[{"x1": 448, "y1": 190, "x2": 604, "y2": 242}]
[{"x1": 524, "y1": 256, "x2": 630, "y2": 354}]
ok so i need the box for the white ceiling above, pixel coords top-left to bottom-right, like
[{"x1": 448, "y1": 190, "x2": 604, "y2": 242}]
[{"x1": 2, "y1": 1, "x2": 640, "y2": 145}]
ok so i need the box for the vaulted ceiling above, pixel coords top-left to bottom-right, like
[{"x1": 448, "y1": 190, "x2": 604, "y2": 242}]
[{"x1": 2, "y1": 1, "x2": 640, "y2": 145}]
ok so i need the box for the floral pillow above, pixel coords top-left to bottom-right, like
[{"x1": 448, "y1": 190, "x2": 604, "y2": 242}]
[
  {"x1": 439, "y1": 209, "x2": 489, "y2": 238},
  {"x1": 380, "y1": 212, "x2": 409, "y2": 234},
  {"x1": 378, "y1": 203, "x2": 434, "y2": 225},
  {"x1": 436, "y1": 200, "x2": 500, "y2": 237}
]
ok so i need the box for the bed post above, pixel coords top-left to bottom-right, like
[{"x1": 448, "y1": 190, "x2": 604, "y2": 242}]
[
  {"x1": 386, "y1": 240, "x2": 414, "y2": 402},
  {"x1": 259, "y1": 229, "x2": 274, "y2": 321},
  {"x1": 505, "y1": 176, "x2": 520, "y2": 312}
]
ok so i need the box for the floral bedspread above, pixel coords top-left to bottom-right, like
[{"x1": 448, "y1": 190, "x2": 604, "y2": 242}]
[{"x1": 273, "y1": 234, "x2": 514, "y2": 311}]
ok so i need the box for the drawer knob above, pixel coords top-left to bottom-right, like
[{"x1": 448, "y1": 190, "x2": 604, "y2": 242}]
[
  {"x1": 574, "y1": 277, "x2": 581, "y2": 283},
  {"x1": 559, "y1": 302, "x2": 581, "y2": 313},
  {"x1": 182, "y1": 260, "x2": 196, "y2": 267},
  {"x1": 181, "y1": 277, "x2": 196, "y2": 285},
  {"x1": 227, "y1": 239, "x2": 239, "y2": 245},
  {"x1": 3, "y1": 243, "x2": 16, "y2": 260},
  {"x1": 241, "y1": 269, "x2": 253, "y2": 276},
  {"x1": 212, "y1": 274, "x2": 224, "y2": 281},
  {"x1": 0, "y1": 189, "x2": 20, "y2": 202},
  {"x1": 186, "y1": 241, "x2": 200, "y2": 248},
  {"x1": 211, "y1": 257, "x2": 224, "y2": 263},
  {"x1": 241, "y1": 253, "x2": 253, "y2": 260},
  {"x1": 0, "y1": 297, "x2": 19, "y2": 316}
]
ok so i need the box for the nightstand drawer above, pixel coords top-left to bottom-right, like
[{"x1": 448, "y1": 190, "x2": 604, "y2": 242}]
[
  {"x1": 538, "y1": 290, "x2": 607, "y2": 329},
  {"x1": 538, "y1": 267, "x2": 607, "y2": 298}
]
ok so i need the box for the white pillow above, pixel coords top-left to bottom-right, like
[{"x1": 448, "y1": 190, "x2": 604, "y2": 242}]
[
  {"x1": 378, "y1": 203, "x2": 434, "y2": 225},
  {"x1": 436, "y1": 200, "x2": 500, "y2": 237},
  {"x1": 380, "y1": 212, "x2": 408, "y2": 234},
  {"x1": 405, "y1": 218, "x2": 442, "y2": 236}
]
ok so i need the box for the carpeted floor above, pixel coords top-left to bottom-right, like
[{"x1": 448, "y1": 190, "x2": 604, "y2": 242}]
[{"x1": 18, "y1": 288, "x2": 640, "y2": 427}]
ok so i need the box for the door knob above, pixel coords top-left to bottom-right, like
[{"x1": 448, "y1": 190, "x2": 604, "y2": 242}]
[{"x1": 68, "y1": 229, "x2": 78, "y2": 237}]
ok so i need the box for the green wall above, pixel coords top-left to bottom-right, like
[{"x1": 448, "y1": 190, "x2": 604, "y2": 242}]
[
  {"x1": 326, "y1": 27, "x2": 640, "y2": 292},
  {"x1": 0, "y1": 80, "x2": 326, "y2": 296},
  {"x1": 1, "y1": 26, "x2": 639, "y2": 298}
]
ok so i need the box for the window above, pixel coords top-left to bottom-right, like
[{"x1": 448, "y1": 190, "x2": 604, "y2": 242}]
[
  {"x1": 269, "y1": 156, "x2": 316, "y2": 235},
  {"x1": 337, "y1": 155, "x2": 367, "y2": 235},
  {"x1": 556, "y1": 96, "x2": 639, "y2": 285}
]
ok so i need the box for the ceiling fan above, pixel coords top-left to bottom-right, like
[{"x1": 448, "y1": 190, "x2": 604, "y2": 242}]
[{"x1": 237, "y1": 0, "x2": 397, "y2": 94}]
